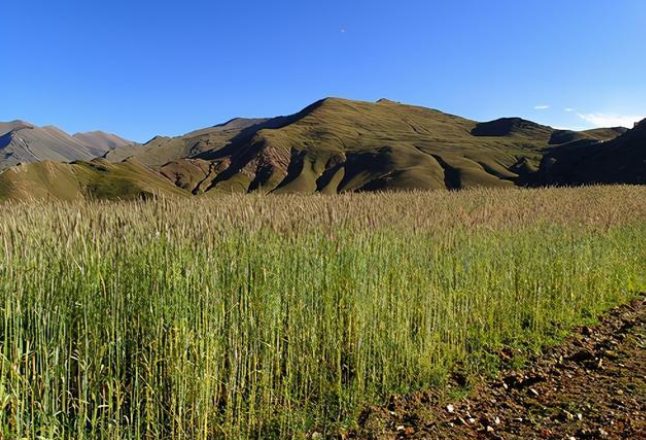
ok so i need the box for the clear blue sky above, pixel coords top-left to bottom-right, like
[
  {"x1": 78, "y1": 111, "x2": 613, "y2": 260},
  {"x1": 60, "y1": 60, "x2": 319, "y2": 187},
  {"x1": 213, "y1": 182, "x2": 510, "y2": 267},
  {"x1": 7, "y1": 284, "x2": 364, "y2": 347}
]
[{"x1": 2, "y1": 0, "x2": 645, "y2": 141}]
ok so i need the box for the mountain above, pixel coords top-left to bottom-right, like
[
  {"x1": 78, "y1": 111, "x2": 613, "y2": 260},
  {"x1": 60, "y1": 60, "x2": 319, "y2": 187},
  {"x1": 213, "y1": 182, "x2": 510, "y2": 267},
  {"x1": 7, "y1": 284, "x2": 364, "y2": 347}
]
[
  {"x1": 547, "y1": 127, "x2": 628, "y2": 145},
  {"x1": 104, "y1": 117, "x2": 278, "y2": 166},
  {"x1": 0, "y1": 120, "x2": 33, "y2": 135},
  {"x1": 471, "y1": 117, "x2": 554, "y2": 138},
  {"x1": 159, "y1": 98, "x2": 625, "y2": 195},
  {"x1": 536, "y1": 119, "x2": 646, "y2": 185},
  {"x1": 0, "y1": 98, "x2": 637, "y2": 201},
  {"x1": 0, "y1": 121, "x2": 132, "y2": 170},
  {"x1": 73, "y1": 131, "x2": 133, "y2": 153},
  {"x1": 158, "y1": 98, "x2": 554, "y2": 194},
  {"x1": 0, "y1": 158, "x2": 187, "y2": 201}
]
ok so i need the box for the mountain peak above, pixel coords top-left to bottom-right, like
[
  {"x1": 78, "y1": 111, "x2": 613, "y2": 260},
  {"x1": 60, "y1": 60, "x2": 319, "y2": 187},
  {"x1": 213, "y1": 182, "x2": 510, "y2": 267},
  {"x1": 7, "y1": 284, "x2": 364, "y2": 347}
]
[
  {"x1": 73, "y1": 131, "x2": 133, "y2": 153},
  {"x1": 9, "y1": 119, "x2": 31, "y2": 126},
  {"x1": 472, "y1": 117, "x2": 553, "y2": 138},
  {"x1": 0, "y1": 120, "x2": 35, "y2": 136},
  {"x1": 73, "y1": 130, "x2": 107, "y2": 136},
  {"x1": 211, "y1": 117, "x2": 270, "y2": 131}
]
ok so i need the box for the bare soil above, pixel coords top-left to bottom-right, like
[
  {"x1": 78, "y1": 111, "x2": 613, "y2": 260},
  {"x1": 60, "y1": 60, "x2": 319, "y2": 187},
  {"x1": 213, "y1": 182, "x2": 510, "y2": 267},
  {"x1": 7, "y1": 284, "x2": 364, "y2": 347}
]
[{"x1": 352, "y1": 294, "x2": 646, "y2": 440}]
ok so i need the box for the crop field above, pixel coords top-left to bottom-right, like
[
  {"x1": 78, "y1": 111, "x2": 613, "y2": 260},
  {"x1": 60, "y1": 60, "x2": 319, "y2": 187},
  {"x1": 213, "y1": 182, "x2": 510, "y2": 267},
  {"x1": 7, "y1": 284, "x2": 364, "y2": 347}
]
[{"x1": 2, "y1": 186, "x2": 646, "y2": 439}]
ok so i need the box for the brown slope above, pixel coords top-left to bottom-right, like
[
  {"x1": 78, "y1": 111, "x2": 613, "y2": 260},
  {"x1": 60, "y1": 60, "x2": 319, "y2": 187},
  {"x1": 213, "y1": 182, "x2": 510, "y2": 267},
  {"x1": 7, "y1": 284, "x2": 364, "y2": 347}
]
[
  {"x1": 181, "y1": 98, "x2": 554, "y2": 195},
  {"x1": 0, "y1": 122, "x2": 99, "y2": 169},
  {"x1": 104, "y1": 117, "x2": 283, "y2": 166},
  {"x1": 0, "y1": 120, "x2": 34, "y2": 136},
  {"x1": 0, "y1": 121, "x2": 135, "y2": 170},
  {"x1": 73, "y1": 131, "x2": 133, "y2": 154}
]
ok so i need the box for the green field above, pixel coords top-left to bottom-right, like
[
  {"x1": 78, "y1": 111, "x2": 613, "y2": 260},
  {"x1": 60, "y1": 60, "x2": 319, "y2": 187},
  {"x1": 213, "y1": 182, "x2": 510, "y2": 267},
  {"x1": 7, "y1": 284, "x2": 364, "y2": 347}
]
[{"x1": 2, "y1": 187, "x2": 646, "y2": 439}]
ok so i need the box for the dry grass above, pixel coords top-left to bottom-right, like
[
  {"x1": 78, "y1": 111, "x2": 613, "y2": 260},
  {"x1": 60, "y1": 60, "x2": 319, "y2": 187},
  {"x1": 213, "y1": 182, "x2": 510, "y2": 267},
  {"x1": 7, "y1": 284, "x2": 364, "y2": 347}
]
[{"x1": 1, "y1": 186, "x2": 646, "y2": 439}]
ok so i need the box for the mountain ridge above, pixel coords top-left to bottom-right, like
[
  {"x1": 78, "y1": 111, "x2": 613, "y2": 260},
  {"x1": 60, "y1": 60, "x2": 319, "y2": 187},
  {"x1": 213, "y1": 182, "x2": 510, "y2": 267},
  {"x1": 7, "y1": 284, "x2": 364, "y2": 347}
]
[
  {"x1": 73, "y1": 131, "x2": 133, "y2": 152},
  {"x1": 1, "y1": 97, "x2": 642, "y2": 201},
  {"x1": 0, "y1": 121, "x2": 133, "y2": 170}
]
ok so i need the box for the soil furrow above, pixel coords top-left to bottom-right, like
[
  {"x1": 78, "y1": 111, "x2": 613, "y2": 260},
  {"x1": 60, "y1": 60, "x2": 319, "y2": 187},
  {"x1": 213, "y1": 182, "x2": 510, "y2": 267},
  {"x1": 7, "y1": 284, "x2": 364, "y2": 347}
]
[{"x1": 353, "y1": 294, "x2": 646, "y2": 440}]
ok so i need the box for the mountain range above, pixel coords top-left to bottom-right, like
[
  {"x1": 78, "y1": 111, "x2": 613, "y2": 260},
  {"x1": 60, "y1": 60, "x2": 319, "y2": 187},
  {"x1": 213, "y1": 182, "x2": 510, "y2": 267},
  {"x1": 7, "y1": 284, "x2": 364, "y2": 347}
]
[
  {"x1": 0, "y1": 98, "x2": 643, "y2": 201},
  {"x1": 0, "y1": 120, "x2": 132, "y2": 169}
]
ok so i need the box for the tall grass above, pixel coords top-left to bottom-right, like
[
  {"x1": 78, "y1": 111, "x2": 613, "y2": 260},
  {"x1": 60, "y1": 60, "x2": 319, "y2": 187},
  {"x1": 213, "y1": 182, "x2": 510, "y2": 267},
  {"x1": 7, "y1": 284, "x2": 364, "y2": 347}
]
[{"x1": 1, "y1": 187, "x2": 646, "y2": 439}]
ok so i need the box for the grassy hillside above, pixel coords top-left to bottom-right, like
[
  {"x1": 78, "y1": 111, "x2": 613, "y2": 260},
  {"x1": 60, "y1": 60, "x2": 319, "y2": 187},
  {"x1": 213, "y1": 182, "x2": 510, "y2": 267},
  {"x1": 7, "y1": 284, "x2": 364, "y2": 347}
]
[
  {"x1": 187, "y1": 98, "x2": 552, "y2": 194},
  {"x1": 104, "y1": 117, "x2": 283, "y2": 166},
  {"x1": 2, "y1": 187, "x2": 645, "y2": 439},
  {"x1": 100, "y1": 98, "x2": 568, "y2": 196},
  {"x1": 0, "y1": 99, "x2": 636, "y2": 200},
  {"x1": 108, "y1": 98, "x2": 632, "y2": 196},
  {"x1": 0, "y1": 158, "x2": 188, "y2": 201}
]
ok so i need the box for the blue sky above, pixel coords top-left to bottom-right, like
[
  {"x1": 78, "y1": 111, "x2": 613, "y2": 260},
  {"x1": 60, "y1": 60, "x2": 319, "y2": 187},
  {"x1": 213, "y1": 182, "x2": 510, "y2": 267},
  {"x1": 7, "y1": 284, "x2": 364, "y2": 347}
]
[{"x1": 1, "y1": 0, "x2": 645, "y2": 141}]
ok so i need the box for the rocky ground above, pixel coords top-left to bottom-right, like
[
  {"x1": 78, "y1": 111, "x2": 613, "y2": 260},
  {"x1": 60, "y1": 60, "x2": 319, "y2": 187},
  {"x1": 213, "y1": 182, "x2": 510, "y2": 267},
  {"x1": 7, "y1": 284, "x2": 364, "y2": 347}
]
[{"x1": 351, "y1": 294, "x2": 646, "y2": 440}]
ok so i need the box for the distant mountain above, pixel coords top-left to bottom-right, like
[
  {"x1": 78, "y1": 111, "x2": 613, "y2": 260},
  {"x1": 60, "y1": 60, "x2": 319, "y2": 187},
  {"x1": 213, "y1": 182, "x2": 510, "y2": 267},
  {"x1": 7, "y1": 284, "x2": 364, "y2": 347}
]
[
  {"x1": 104, "y1": 117, "x2": 284, "y2": 166},
  {"x1": 73, "y1": 131, "x2": 133, "y2": 153},
  {"x1": 547, "y1": 127, "x2": 628, "y2": 146},
  {"x1": 0, "y1": 121, "x2": 132, "y2": 170},
  {"x1": 0, "y1": 98, "x2": 637, "y2": 201},
  {"x1": 536, "y1": 119, "x2": 646, "y2": 185},
  {"x1": 471, "y1": 117, "x2": 553, "y2": 139},
  {"x1": 0, "y1": 120, "x2": 33, "y2": 135}
]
